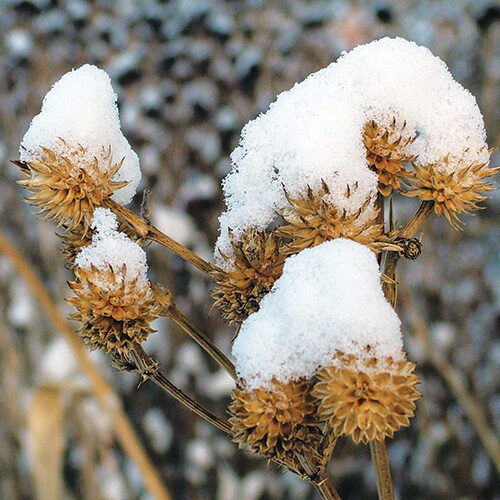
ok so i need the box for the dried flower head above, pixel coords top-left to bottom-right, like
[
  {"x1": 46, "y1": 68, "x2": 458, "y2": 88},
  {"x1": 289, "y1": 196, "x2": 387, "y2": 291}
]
[
  {"x1": 406, "y1": 155, "x2": 499, "y2": 230},
  {"x1": 17, "y1": 142, "x2": 127, "y2": 230},
  {"x1": 364, "y1": 118, "x2": 416, "y2": 196},
  {"x1": 67, "y1": 264, "x2": 158, "y2": 355},
  {"x1": 276, "y1": 181, "x2": 382, "y2": 255},
  {"x1": 313, "y1": 353, "x2": 420, "y2": 444},
  {"x1": 211, "y1": 229, "x2": 285, "y2": 328},
  {"x1": 229, "y1": 378, "x2": 321, "y2": 464}
]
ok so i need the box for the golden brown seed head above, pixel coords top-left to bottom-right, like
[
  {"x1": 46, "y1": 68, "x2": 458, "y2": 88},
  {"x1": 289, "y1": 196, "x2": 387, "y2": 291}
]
[
  {"x1": 17, "y1": 143, "x2": 128, "y2": 230},
  {"x1": 406, "y1": 157, "x2": 499, "y2": 230},
  {"x1": 276, "y1": 181, "x2": 383, "y2": 255},
  {"x1": 363, "y1": 118, "x2": 416, "y2": 196},
  {"x1": 67, "y1": 264, "x2": 158, "y2": 355},
  {"x1": 313, "y1": 354, "x2": 420, "y2": 445},
  {"x1": 229, "y1": 378, "x2": 321, "y2": 464},
  {"x1": 211, "y1": 229, "x2": 285, "y2": 328}
]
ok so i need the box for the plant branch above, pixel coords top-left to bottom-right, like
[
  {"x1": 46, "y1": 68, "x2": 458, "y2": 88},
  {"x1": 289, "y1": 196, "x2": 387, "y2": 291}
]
[
  {"x1": 370, "y1": 441, "x2": 395, "y2": 500},
  {"x1": 168, "y1": 306, "x2": 236, "y2": 380},
  {"x1": 383, "y1": 200, "x2": 434, "y2": 306},
  {"x1": 152, "y1": 284, "x2": 236, "y2": 380},
  {"x1": 0, "y1": 230, "x2": 172, "y2": 500},
  {"x1": 297, "y1": 454, "x2": 342, "y2": 500},
  {"x1": 129, "y1": 344, "x2": 233, "y2": 435},
  {"x1": 104, "y1": 198, "x2": 216, "y2": 275}
]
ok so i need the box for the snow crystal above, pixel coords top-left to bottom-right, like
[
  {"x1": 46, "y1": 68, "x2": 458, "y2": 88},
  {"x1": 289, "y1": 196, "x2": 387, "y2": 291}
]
[
  {"x1": 216, "y1": 37, "x2": 488, "y2": 262},
  {"x1": 75, "y1": 209, "x2": 149, "y2": 291},
  {"x1": 232, "y1": 239, "x2": 403, "y2": 389},
  {"x1": 20, "y1": 64, "x2": 141, "y2": 205}
]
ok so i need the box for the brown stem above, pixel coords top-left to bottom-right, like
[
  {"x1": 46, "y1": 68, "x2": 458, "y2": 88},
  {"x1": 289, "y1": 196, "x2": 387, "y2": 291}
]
[
  {"x1": 104, "y1": 199, "x2": 215, "y2": 275},
  {"x1": 130, "y1": 344, "x2": 232, "y2": 435},
  {"x1": 383, "y1": 201, "x2": 434, "y2": 306},
  {"x1": 168, "y1": 306, "x2": 237, "y2": 380},
  {"x1": 297, "y1": 454, "x2": 343, "y2": 500},
  {"x1": 370, "y1": 441, "x2": 394, "y2": 500},
  {"x1": 0, "y1": 231, "x2": 172, "y2": 500}
]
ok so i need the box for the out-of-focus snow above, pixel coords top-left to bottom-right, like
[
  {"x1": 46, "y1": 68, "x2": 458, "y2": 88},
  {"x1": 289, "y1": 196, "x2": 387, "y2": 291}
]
[
  {"x1": 232, "y1": 239, "x2": 403, "y2": 388},
  {"x1": 20, "y1": 64, "x2": 141, "y2": 205}
]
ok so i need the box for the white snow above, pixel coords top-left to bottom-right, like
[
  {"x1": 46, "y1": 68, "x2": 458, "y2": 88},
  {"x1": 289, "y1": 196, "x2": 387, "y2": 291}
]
[
  {"x1": 232, "y1": 239, "x2": 404, "y2": 389},
  {"x1": 20, "y1": 64, "x2": 141, "y2": 205},
  {"x1": 216, "y1": 37, "x2": 489, "y2": 264},
  {"x1": 75, "y1": 208, "x2": 149, "y2": 291}
]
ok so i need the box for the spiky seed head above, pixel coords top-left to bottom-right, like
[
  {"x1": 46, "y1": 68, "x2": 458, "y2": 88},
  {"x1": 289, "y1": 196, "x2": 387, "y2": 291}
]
[
  {"x1": 364, "y1": 119, "x2": 416, "y2": 196},
  {"x1": 313, "y1": 353, "x2": 421, "y2": 445},
  {"x1": 229, "y1": 378, "x2": 321, "y2": 464},
  {"x1": 211, "y1": 229, "x2": 286, "y2": 328},
  {"x1": 67, "y1": 264, "x2": 158, "y2": 355},
  {"x1": 276, "y1": 181, "x2": 383, "y2": 255},
  {"x1": 405, "y1": 157, "x2": 499, "y2": 230},
  {"x1": 17, "y1": 142, "x2": 128, "y2": 230}
]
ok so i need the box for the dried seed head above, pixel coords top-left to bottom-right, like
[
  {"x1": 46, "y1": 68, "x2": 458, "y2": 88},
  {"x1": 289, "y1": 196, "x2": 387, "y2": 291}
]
[
  {"x1": 229, "y1": 378, "x2": 321, "y2": 464},
  {"x1": 211, "y1": 229, "x2": 285, "y2": 327},
  {"x1": 67, "y1": 264, "x2": 158, "y2": 355},
  {"x1": 364, "y1": 119, "x2": 416, "y2": 196},
  {"x1": 17, "y1": 142, "x2": 128, "y2": 230},
  {"x1": 313, "y1": 353, "x2": 420, "y2": 444},
  {"x1": 276, "y1": 181, "x2": 383, "y2": 255},
  {"x1": 406, "y1": 157, "x2": 499, "y2": 230}
]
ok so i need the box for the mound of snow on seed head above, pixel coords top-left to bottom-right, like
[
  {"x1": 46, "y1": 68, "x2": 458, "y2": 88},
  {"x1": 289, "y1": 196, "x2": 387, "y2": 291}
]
[
  {"x1": 232, "y1": 239, "x2": 403, "y2": 389},
  {"x1": 75, "y1": 208, "x2": 149, "y2": 291},
  {"x1": 216, "y1": 37, "x2": 488, "y2": 265},
  {"x1": 20, "y1": 64, "x2": 141, "y2": 205}
]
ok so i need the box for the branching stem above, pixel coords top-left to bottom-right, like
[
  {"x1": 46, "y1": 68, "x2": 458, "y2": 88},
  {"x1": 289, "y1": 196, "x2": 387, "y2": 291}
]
[{"x1": 105, "y1": 199, "x2": 216, "y2": 275}]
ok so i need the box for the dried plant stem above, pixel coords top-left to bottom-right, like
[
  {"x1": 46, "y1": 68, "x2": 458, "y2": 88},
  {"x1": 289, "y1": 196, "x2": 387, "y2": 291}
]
[
  {"x1": 167, "y1": 306, "x2": 236, "y2": 380},
  {"x1": 105, "y1": 198, "x2": 215, "y2": 275},
  {"x1": 130, "y1": 344, "x2": 232, "y2": 435},
  {"x1": 0, "y1": 231, "x2": 172, "y2": 500},
  {"x1": 383, "y1": 200, "x2": 434, "y2": 306},
  {"x1": 369, "y1": 441, "x2": 394, "y2": 500},
  {"x1": 297, "y1": 454, "x2": 342, "y2": 500},
  {"x1": 400, "y1": 287, "x2": 500, "y2": 476}
]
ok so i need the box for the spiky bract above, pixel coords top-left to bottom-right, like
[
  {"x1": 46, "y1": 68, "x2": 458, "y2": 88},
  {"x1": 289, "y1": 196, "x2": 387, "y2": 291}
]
[
  {"x1": 211, "y1": 229, "x2": 285, "y2": 327},
  {"x1": 18, "y1": 143, "x2": 127, "y2": 230},
  {"x1": 313, "y1": 354, "x2": 420, "y2": 445},
  {"x1": 364, "y1": 118, "x2": 416, "y2": 196},
  {"x1": 68, "y1": 264, "x2": 158, "y2": 355},
  {"x1": 229, "y1": 379, "x2": 321, "y2": 464}
]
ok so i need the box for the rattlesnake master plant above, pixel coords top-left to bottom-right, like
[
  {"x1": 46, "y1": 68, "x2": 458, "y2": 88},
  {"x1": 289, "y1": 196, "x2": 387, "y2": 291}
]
[{"x1": 16, "y1": 38, "x2": 497, "y2": 500}]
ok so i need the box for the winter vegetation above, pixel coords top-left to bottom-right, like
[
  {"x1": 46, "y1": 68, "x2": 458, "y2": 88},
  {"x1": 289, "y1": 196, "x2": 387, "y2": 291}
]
[{"x1": 1, "y1": 2, "x2": 500, "y2": 499}]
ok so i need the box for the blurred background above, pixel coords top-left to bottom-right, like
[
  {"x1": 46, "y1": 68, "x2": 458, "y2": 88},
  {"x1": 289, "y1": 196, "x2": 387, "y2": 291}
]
[{"x1": 0, "y1": 0, "x2": 499, "y2": 499}]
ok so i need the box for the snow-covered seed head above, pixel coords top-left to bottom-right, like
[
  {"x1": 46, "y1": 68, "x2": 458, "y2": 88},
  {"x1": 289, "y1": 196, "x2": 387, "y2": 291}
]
[
  {"x1": 17, "y1": 143, "x2": 128, "y2": 230},
  {"x1": 228, "y1": 378, "x2": 321, "y2": 464},
  {"x1": 313, "y1": 353, "x2": 420, "y2": 445},
  {"x1": 211, "y1": 228, "x2": 285, "y2": 328},
  {"x1": 406, "y1": 155, "x2": 499, "y2": 230},
  {"x1": 276, "y1": 181, "x2": 383, "y2": 255},
  {"x1": 363, "y1": 118, "x2": 416, "y2": 196},
  {"x1": 67, "y1": 209, "x2": 156, "y2": 355}
]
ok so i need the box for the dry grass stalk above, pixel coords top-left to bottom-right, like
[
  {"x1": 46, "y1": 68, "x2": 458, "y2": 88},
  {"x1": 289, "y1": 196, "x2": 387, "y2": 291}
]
[{"x1": 28, "y1": 386, "x2": 65, "y2": 500}]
